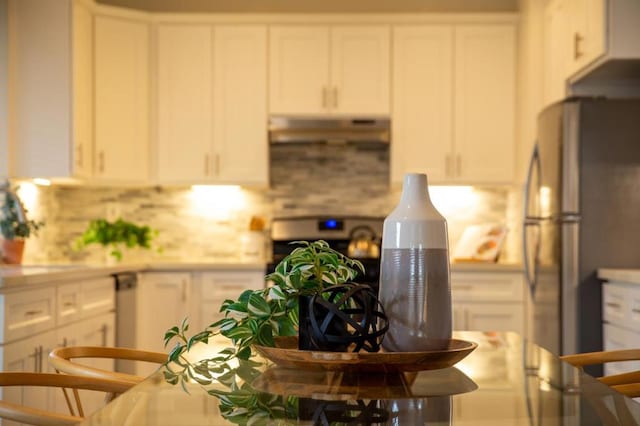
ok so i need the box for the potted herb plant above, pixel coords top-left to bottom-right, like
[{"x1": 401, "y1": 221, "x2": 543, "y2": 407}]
[
  {"x1": 0, "y1": 187, "x2": 44, "y2": 264},
  {"x1": 75, "y1": 218, "x2": 159, "y2": 262},
  {"x1": 163, "y1": 240, "x2": 371, "y2": 388}
]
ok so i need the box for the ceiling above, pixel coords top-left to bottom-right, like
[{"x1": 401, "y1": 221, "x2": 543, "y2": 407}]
[{"x1": 96, "y1": 0, "x2": 519, "y2": 13}]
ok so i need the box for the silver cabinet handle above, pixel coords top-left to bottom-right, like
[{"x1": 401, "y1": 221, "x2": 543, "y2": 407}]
[
  {"x1": 100, "y1": 324, "x2": 108, "y2": 347},
  {"x1": 25, "y1": 310, "x2": 44, "y2": 316},
  {"x1": 322, "y1": 86, "x2": 328, "y2": 109},
  {"x1": 632, "y1": 308, "x2": 640, "y2": 314},
  {"x1": 606, "y1": 302, "x2": 622, "y2": 309},
  {"x1": 76, "y1": 143, "x2": 83, "y2": 168},
  {"x1": 574, "y1": 32, "x2": 584, "y2": 60},
  {"x1": 98, "y1": 151, "x2": 105, "y2": 173}
]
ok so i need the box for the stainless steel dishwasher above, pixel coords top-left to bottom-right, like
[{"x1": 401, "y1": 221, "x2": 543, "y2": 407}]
[{"x1": 114, "y1": 272, "x2": 138, "y2": 374}]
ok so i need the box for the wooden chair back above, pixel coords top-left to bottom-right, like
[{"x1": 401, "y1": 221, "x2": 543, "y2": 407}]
[
  {"x1": 49, "y1": 346, "x2": 167, "y2": 387},
  {"x1": 561, "y1": 349, "x2": 640, "y2": 397},
  {"x1": 0, "y1": 372, "x2": 130, "y2": 426}
]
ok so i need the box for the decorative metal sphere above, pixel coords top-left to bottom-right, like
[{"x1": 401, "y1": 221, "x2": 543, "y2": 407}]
[{"x1": 299, "y1": 283, "x2": 389, "y2": 352}]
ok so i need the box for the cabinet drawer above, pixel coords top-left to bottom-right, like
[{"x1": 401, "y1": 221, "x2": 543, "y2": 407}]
[
  {"x1": 602, "y1": 283, "x2": 640, "y2": 329},
  {"x1": 57, "y1": 283, "x2": 82, "y2": 326},
  {"x1": 81, "y1": 277, "x2": 115, "y2": 318},
  {"x1": 603, "y1": 323, "x2": 640, "y2": 377},
  {"x1": 1, "y1": 287, "x2": 56, "y2": 343},
  {"x1": 451, "y1": 272, "x2": 523, "y2": 302},
  {"x1": 200, "y1": 272, "x2": 265, "y2": 302}
]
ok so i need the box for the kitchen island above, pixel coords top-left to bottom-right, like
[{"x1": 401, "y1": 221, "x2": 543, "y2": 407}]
[{"x1": 81, "y1": 331, "x2": 639, "y2": 425}]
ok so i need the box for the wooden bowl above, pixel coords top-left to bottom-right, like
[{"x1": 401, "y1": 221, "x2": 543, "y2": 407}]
[{"x1": 253, "y1": 336, "x2": 477, "y2": 373}]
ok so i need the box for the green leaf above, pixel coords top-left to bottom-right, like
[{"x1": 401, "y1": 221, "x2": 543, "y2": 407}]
[
  {"x1": 247, "y1": 293, "x2": 271, "y2": 317},
  {"x1": 223, "y1": 326, "x2": 254, "y2": 340},
  {"x1": 267, "y1": 286, "x2": 286, "y2": 301}
]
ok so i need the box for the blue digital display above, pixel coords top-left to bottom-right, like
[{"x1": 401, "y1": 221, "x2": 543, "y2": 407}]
[{"x1": 318, "y1": 218, "x2": 343, "y2": 231}]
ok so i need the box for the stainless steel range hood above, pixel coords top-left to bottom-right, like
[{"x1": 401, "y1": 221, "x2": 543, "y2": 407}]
[{"x1": 269, "y1": 116, "x2": 390, "y2": 144}]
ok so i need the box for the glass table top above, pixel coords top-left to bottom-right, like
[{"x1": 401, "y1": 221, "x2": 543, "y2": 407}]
[{"x1": 81, "y1": 331, "x2": 640, "y2": 425}]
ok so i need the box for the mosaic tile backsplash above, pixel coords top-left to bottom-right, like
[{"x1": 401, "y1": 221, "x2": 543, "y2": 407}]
[{"x1": 9, "y1": 144, "x2": 522, "y2": 265}]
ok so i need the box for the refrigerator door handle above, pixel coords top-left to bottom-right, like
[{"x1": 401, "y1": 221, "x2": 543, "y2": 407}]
[{"x1": 523, "y1": 144, "x2": 541, "y2": 296}]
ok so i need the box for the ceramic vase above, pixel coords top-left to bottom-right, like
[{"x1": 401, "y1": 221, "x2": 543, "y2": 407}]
[{"x1": 378, "y1": 173, "x2": 452, "y2": 351}]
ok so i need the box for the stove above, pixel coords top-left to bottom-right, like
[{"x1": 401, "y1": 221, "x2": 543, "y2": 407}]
[{"x1": 267, "y1": 216, "x2": 384, "y2": 293}]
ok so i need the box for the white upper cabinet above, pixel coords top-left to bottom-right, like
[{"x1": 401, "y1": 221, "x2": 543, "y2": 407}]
[
  {"x1": 542, "y1": 0, "x2": 640, "y2": 102},
  {"x1": 94, "y1": 15, "x2": 150, "y2": 183},
  {"x1": 454, "y1": 25, "x2": 515, "y2": 183},
  {"x1": 156, "y1": 24, "x2": 212, "y2": 182},
  {"x1": 8, "y1": 0, "x2": 92, "y2": 179},
  {"x1": 391, "y1": 26, "x2": 453, "y2": 183},
  {"x1": 392, "y1": 24, "x2": 516, "y2": 185},
  {"x1": 155, "y1": 24, "x2": 268, "y2": 185},
  {"x1": 213, "y1": 26, "x2": 268, "y2": 185},
  {"x1": 269, "y1": 25, "x2": 390, "y2": 116}
]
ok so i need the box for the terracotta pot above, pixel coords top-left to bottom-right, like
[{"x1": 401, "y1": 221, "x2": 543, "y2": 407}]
[{"x1": 2, "y1": 239, "x2": 25, "y2": 264}]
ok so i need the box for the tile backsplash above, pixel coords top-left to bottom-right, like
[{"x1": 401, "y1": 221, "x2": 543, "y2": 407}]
[{"x1": 10, "y1": 144, "x2": 522, "y2": 265}]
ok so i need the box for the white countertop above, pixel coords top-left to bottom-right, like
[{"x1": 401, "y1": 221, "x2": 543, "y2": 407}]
[
  {"x1": 0, "y1": 260, "x2": 521, "y2": 289},
  {"x1": 0, "y1": 261, "x2": 266, "y2": 289},
  {"x1": 598, "y1": 268, "x2": 640, "y2": 285}
]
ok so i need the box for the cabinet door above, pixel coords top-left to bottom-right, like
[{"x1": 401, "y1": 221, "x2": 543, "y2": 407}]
[
  {"x1": 156, "y1": 24, "x2": 212, "y2": 183},
  {"x1": 269, "y1": 26, "x2": 330, "y2": 115},
  {"x1": 199, "y1": 271, "x2": 265, "y2": 342},
  {"x1": 94, "y1": 15, "x2": 149, "y2": 183},
  {"x1": 330, "y1": 26, "x2": 390, "y2": 115},
  {"x1": 543, "y1": 0, "x2": 571, "y2": 105},
  {"x1": 567, "y1": 0, "x2": 605, "y2": 76},
  {"x1": 454, "y1": 25, "x2": 515, "y2": 184},
  {"x1": 213, "y1": 25, "x2": 268, "y2": 185},
  {"x1": 72, "y1": 0, "x2": 93, "y2": 177},
  {"x1": 391, "y1": 26, "x2": 453, "y2": 184},
  {"x1": 1, "y1": 331, "x2": 57, "y2": 421},
  {"x1": 137, "y1": 273, "x2": 190, "y2": 364}
]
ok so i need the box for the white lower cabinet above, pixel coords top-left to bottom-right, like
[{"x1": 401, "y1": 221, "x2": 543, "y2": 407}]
[
  {"x1": 136, "y1": 273, "x2": 191, "y2": 359},
  {"x1": 451, "y1": 271, "x2": 526, "y2": 336},
  {"x1": 0, "y1": 275, "x2": 116, "y2": 423},
  {"x1": 1, "y1": 330, "x2": 57, "y2": 426},
  {"x1": 197, "y1": 271, "x2": 265, "y2": 346},
  {"x1": 602, "y1": 281, "x2": 640, "y2": 376}
]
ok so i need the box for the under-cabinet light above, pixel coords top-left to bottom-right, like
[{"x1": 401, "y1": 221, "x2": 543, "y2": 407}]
[
  {"x1": 189, "y1": 185, "x2": 245, "y2": 220},
  {"x1": 32, "y1": 178, "x2": 51, "y2": 186}
]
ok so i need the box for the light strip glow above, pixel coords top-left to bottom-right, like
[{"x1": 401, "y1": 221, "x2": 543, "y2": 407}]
[{"x1": 189, "y1": 185, "x2": 245, "y2": 220}]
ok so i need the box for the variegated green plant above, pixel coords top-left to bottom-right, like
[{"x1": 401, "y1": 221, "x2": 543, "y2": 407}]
[{"x1": 163, "y1": 240, "x2": 364, "y2": 390}]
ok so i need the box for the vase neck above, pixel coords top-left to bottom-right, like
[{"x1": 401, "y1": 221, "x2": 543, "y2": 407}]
[{"x1": 400, "y1": 173, "x2": 432, "y2": 204}]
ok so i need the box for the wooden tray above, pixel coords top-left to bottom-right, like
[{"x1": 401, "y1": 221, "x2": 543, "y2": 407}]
[{"x1": 253, "y1": 336, "x2": 477, "y2": 373}]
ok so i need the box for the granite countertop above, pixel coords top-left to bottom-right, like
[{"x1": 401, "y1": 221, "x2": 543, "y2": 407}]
[{"x1": 598, "y1": 268, "x2": 640, "y2": 285}]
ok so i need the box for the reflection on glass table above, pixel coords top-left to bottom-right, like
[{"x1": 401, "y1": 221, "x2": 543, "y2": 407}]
[{"x1": 81, "y1": 332, "x2": 640, "y2": 425}]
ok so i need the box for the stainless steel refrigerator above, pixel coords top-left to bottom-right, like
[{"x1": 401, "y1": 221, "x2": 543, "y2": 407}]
[{"x1": 523, "y1": 97, "x2": 640, "y2": 364}]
